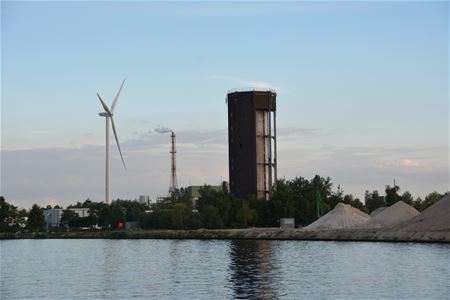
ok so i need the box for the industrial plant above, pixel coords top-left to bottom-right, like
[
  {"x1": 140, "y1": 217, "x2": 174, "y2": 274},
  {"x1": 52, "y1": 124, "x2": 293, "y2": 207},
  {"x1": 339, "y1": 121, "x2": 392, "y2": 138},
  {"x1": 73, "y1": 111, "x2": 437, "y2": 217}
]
[{"x1": 94, "y1": 83, "x2": 281, "y2": 204}]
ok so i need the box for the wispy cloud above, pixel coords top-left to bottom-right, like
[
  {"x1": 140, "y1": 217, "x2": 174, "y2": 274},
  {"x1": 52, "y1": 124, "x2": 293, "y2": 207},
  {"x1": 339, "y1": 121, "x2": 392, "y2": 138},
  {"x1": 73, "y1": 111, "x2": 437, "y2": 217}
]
[
  {"x1": 210, "y1": 75, "x2": 279, "y2": 91},
  {"x1": 2, "y1": 128, "x2": 448, "y2": 209},
  {"x1": 383, "y1": 159, "x2": 421, "y2": 168},
  {"x1": 154, "y1": 126, "x2": 173, "y2": 134}
]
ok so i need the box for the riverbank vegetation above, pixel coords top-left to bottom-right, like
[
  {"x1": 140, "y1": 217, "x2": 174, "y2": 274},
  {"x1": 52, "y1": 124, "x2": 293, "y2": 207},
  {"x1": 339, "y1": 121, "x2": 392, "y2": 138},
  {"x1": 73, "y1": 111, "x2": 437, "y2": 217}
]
[{"x1": 0, "y1": 175, "x2": 445, "y2": 232}]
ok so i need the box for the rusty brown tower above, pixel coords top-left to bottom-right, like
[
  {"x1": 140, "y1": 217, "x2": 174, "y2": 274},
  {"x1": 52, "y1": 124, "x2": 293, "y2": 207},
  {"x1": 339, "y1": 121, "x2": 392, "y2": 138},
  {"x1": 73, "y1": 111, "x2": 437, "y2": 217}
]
[{"x1": 227, "y1": 89, "x2": 277, "y2": 200}]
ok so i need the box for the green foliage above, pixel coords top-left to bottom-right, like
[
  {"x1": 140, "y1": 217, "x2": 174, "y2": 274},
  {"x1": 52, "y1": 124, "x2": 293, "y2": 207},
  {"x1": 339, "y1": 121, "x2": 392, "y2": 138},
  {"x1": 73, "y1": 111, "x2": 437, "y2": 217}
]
[
  {"x1": 27, "y1": 204, "x2": 45, "y2": 231},
  {"x1": 0, "y1": 196, "x2": 26, "y2": 232},
  {"x1": 385, "y1": 185, "x2": 401, "y2": 206},
  {"x1": 267, "y1": 176, "x2": 337, "y2": 226},
  {"x1": 236, "y1": 202, "x2": 257, "y2": 227},
  {"x1": 401, "y1": 191, "x2": 414, "y2": 206},
  {"x1": 114, "y1": 200, "x2": 147, "y2": 222},
  {"x1": 6, "y1": 177, "x2": 445, "y2": 232},
  {"x1": 59, "y1": 209, "x2": 98, "y2": 229},
  {"x1": 342, "y1": 195, "x2": 368, "y2": 214},
  {"x1": 110, "y1": 203, "x2": 126, "y2": 228},
  {"x1": 60, "y1": 209, "x2": 78, "y2": 225},
  {"x1": 412, "y1": 191, "x2": 442, "y2": 211},
  {"x1": 139, "y1": 208, "x2": 173, "y2": 229},
  {"x1": 365, "y1": 190, "x2": 386, "y2": 213}
]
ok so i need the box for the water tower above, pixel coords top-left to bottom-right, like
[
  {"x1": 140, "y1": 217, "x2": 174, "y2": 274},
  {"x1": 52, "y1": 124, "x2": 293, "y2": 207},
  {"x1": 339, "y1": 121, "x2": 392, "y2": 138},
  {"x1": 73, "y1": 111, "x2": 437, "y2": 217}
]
[{"x1": 227, "y1": 89, "x2": 277, "y2": 200}]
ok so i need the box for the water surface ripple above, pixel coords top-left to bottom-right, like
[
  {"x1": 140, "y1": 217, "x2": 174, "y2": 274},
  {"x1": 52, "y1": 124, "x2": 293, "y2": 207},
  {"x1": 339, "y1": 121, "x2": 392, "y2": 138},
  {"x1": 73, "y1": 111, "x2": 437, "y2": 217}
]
[{"x1": 1, "y1": 239, "x2": 449, "y2": 299}]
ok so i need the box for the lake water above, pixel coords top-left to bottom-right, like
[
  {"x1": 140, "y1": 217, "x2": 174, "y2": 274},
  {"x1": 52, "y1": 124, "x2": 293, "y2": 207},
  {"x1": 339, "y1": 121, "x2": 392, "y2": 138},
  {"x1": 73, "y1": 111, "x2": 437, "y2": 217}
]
[{"x1": 1, "y1": 239, "x2": 449, "y2": 299}]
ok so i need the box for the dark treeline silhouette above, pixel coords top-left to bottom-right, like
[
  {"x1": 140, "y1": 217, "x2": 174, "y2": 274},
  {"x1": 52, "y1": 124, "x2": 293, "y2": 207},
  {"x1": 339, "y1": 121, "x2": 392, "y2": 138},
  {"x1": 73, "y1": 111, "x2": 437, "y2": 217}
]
[{"x1": 0, "y1": 176, "x2": 446, "y2": 232}]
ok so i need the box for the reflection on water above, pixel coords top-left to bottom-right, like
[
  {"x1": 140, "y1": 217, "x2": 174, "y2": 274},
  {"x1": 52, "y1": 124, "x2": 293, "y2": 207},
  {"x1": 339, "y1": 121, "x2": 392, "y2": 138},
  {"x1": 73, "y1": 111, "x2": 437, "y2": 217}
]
[
  {"x1": 229, "y1": 240, "x2": 278, "y2": 299},
  {"x1": 1, "y1": 240, "x2": 448, "y2": 299}
]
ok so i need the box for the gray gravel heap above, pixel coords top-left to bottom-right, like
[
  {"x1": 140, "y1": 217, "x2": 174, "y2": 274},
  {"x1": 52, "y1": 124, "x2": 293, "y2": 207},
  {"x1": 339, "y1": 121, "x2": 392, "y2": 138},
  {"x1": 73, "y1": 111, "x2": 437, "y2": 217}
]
[
  {"x1": 360, "y1": 201, "x2": 418, "y2": 229},
  {"x1": 394, "y1": 194, "x2": 450, "y2": 232},
  {"x1": 370, "y1": 206, "x2": 387, "y2": 217},
  {"x1": 304, "y1": 202, "x2": 370, "y2": 230}
]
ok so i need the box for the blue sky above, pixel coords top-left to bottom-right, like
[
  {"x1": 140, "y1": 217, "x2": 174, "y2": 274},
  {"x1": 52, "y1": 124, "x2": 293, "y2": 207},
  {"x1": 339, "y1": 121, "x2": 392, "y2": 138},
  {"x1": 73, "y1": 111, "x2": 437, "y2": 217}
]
[{"x1": 1, "y1": 1, "x2": 449, "y2": 208}]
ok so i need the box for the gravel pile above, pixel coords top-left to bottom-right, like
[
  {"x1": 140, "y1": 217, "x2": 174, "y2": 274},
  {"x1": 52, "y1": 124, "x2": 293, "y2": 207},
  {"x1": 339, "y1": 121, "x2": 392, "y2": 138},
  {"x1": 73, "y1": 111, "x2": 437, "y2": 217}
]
[
  {"x1": 394, "y1": 194, "x2": 450, "y2": 232},
  {"x1": 370, "y1": 207, "x2": 387, "y2": 217},
  {"x1": 304, "y1": 202, "x2": 370, "y2": 230},
  {"x1": 360, "y1": 201, "x2": 418, "y2": 229}
]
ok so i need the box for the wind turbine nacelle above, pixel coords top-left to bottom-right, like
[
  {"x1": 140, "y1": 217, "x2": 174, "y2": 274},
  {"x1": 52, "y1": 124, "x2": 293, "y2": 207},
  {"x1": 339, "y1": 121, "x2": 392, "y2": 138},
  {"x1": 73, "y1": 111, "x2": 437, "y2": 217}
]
[{"x1": 99, "y1": 112, "x2": 110, "y2": 117}]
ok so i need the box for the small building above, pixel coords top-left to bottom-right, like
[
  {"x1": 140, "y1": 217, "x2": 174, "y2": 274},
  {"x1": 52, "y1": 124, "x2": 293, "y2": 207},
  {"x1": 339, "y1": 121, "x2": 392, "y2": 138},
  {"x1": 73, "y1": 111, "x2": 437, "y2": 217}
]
[
  {"x1": 280, "y1": 218, "x2": 295, "y2": 229},
  {"x1": 44, "y1": 207, "x2": 90, "y2": 229}
]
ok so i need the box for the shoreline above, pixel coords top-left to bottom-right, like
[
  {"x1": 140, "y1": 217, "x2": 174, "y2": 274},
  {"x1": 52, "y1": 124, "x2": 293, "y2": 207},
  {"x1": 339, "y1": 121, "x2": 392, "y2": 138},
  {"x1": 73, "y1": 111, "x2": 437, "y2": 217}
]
[{"x1": 1, "y1": 228, "x2": 448, "y2": 243}]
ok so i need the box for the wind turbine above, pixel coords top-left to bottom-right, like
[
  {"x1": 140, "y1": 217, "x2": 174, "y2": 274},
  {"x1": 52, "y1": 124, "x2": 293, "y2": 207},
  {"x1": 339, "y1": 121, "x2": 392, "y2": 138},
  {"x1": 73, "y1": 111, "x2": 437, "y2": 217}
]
[{"x1": 97, "y1": 79, "x2": 127, "y2": 204}]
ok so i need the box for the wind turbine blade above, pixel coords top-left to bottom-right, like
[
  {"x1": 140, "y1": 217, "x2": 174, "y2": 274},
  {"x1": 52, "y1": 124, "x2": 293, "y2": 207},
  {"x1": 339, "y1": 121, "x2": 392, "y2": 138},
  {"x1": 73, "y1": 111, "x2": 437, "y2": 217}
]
[
  {"x1": 111, "y1": 79, "x2": 125, "y2": 113},
  {"x1": 97, "y1": 93, "x2": 112, "y2": 115},
  {"x1": 110, "y1": 116, "x2": 127, "y2": 170}
]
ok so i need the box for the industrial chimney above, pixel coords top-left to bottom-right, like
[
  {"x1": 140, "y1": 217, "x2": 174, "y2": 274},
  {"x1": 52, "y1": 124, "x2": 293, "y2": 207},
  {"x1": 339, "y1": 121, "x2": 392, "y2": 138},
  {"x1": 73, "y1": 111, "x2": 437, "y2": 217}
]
[{"x1": 169, "y1": 131, "x2": 178, "y2": 193}]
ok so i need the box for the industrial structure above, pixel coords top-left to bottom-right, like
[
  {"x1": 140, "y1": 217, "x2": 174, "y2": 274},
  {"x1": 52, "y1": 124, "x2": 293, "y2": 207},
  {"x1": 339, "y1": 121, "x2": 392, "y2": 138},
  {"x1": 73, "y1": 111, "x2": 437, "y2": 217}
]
[
  {"x1": 169, "y1": 131, "x2": 178, "y2": 194},
  {"x1": 227, "y1": 89, "x2": 277, "y2": 200}
]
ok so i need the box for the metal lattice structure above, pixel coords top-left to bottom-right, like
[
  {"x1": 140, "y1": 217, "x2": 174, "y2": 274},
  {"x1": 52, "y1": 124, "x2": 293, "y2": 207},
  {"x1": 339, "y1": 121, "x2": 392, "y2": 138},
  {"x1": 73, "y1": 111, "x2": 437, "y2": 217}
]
[{"x1": 169, "y1": 131, "x2": 178, "y2": 193}]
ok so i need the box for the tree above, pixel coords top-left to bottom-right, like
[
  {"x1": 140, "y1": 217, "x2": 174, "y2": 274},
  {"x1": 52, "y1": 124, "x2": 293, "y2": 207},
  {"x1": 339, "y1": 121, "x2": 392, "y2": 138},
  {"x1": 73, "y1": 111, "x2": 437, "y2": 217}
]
[
  {"x1": 401, "y1": 191, "x2": 414, "y2": 206},
  {"x1": 412, "y1": 197, "x2": 423, "y2": 211},
  {"x1": 0, "y1": 196, "x2": 26, "y2": 232},
  {"x1": 170, "y1": 203, "x2": 192, "y2": 229},
  {"x1": 28, "y1": 204, "x2": 45, "y2": 231},
  {"x1": 114, "y1": 199, "x2": 147, "y2": 221},
  {"x1": 110, "y1": 203, "x2": 126, "y2": 228},
  {"x1": 365, "y1": 190, "x2": 386, "y2": 213},
  {"x1": 421, "y1": 191, "x2": 442, "y2": 211},
  {"x1": 60, "y1": 209, "x2": 79, "y2": 228},
  {"x1": 342, "y1": 195, "x2": 368, "y2": 214},
  {"x1": 237, "y1": 202, "x2": 257, "y2": 227},
  {"x1": 385, "y1": 185, "x2": 400, "y2": 206},
  {"x1": 200, "y1": 205, "x2": 222, "y2": 228}
]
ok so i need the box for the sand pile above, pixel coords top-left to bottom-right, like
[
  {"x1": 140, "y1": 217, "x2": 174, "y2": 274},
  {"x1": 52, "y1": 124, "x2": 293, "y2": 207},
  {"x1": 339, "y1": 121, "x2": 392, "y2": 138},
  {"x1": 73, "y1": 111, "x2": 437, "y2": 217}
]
[
  {"x1": 360, "y1": 201, "x2": 418, "y2": 229},
  {"x1": 370, "y1": 207, "x2": 387, "y2": 217},
  {"x1": 394, "y1": 194, "x2": 450, "y2": 232},
  {"x1": 304, "y1": 202, "x2": 370, "y2": 230}
]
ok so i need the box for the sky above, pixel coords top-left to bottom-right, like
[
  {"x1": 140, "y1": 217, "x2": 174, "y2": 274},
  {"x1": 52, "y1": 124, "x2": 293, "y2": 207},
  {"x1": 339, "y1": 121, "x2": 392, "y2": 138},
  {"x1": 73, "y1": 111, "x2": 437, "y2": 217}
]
[{"x1": 1, "y1": 1, "x2": 449, "y2": 209}]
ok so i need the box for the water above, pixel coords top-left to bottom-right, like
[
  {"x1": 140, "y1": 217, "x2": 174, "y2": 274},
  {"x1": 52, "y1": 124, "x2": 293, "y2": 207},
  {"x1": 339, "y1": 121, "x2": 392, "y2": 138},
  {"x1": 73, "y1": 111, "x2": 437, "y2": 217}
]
[{"x1": 1, "y1": 239, "x2": 449, "y2": 299}]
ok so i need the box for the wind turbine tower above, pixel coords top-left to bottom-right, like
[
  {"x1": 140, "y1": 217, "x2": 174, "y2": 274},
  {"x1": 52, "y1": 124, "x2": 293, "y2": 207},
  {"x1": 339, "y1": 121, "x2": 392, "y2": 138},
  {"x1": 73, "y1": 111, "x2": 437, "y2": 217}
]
[
  {"x1": 97, "y1": 80, "x2": 127, "y2": 204},
  {"x1": 169, "y1": 131, "x2": 178, "y2": 193}
]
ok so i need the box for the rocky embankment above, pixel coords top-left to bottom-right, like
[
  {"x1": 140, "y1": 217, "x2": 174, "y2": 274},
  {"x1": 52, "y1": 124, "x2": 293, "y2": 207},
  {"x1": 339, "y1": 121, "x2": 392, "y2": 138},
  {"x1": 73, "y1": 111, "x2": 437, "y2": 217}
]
[{"x1": 0, "y1": 226, "x2": 448, "y2": 243}]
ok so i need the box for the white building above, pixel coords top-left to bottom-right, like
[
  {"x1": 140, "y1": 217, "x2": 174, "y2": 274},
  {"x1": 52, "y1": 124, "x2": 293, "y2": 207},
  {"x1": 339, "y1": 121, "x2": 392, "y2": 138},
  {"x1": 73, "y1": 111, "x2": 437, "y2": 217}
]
[
  {"x1": 44, "y1": 208, "x2": 90, "y2": 229},
  {"x1": 69, "y1": 208, "x2": 90, "y2": 218}
]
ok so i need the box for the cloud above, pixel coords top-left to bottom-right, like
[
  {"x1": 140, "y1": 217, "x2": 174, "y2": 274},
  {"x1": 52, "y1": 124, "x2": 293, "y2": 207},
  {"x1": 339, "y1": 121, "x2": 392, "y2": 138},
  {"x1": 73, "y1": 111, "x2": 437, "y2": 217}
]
[
  {"x1": 2, "y1": 127, "x2": 448, "y2": 209},
  {"x1": 277, "y1": 144, "x2": 448, "y2": 199},
  {"x1": 210, "y1": 75, "x2": 278, "y2": 91},
  {"x1": 383, "y1": 159, "x2": 421, "y2": 168},
  {"x1": 154, "y1": 126, "x2": 173, "y2": 134}
]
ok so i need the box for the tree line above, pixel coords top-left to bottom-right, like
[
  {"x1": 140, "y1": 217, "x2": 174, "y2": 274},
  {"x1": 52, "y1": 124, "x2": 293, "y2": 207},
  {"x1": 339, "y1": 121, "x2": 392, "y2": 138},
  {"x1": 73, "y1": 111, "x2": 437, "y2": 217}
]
[{"x1": 0, "y1": 175, "x2": 446, "y2": 232}]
